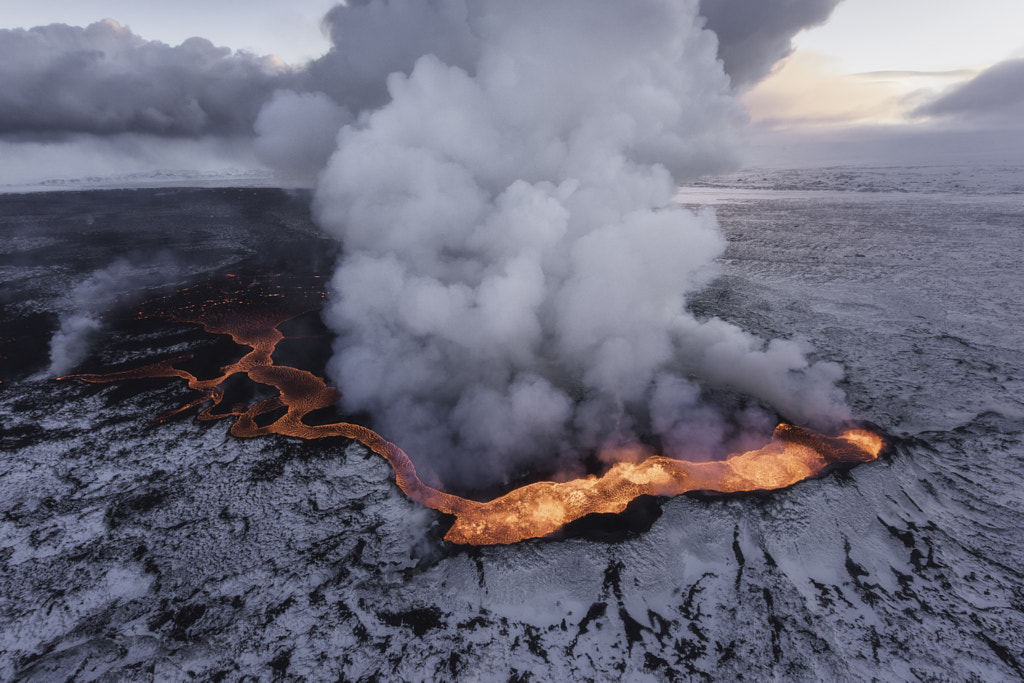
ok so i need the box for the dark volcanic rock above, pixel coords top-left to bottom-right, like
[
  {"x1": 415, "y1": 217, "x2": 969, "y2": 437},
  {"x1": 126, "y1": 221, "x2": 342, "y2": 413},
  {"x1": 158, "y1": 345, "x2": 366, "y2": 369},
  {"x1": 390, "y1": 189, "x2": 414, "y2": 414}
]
[{"x1": 2, "y1": 180, "x2": 1023, "y2": 681}]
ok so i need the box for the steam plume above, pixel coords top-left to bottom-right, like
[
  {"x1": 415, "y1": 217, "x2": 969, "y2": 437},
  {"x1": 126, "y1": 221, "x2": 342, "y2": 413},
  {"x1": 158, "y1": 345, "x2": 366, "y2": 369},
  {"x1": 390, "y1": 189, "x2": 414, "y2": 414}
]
[
  {"x1": 311, "y1": 0, "x2": 850, "y2": 490},
  {"x1": 253, "y1": 90, "x2": 352, "y2": 177},
  {"x1": 48, "y1": 257, "x2": 177, "y2": 377}
]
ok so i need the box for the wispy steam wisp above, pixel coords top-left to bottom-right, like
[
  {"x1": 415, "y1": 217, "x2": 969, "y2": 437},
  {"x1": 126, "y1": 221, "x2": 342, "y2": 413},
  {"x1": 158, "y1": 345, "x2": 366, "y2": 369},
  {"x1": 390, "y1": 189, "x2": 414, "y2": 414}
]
[{"x1": 48, "y1": 257, "x2": 178, "y2": 377}]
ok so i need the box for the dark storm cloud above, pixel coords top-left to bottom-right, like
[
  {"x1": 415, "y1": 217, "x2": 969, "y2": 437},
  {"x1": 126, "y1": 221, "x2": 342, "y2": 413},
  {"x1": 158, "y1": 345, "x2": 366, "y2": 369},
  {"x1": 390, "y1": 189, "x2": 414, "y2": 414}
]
[
  {"x1": 698, "y1": 0, "x2": 843, "y2": 87},
  {"x1": 913, "y1": 58, "x2": 1024, "y2": 123},
  {"x1": 0, "y1": 19, "x2": 293, "y2": 138}
]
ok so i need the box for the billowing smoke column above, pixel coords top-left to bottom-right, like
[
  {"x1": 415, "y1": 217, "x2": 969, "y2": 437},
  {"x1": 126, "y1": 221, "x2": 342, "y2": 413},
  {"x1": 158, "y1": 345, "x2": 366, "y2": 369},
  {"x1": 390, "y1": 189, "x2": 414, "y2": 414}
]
[{"x1": 306, "y1": 0, "x2": 850, "y2": 491}]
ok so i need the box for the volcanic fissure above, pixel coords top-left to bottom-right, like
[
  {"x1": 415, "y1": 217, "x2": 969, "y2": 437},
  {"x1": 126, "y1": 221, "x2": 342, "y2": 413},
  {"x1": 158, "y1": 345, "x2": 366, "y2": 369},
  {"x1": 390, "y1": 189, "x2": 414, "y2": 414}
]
[{"x1": 66, "y1": 275, "x2": 884, "y2": 545}]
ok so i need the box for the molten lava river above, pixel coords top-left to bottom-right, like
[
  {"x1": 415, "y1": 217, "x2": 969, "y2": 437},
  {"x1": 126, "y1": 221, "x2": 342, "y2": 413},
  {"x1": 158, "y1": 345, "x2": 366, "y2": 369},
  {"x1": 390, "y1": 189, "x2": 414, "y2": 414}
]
[{"x1": 68, "y1": 275, "x2": 885, "y2": 546}]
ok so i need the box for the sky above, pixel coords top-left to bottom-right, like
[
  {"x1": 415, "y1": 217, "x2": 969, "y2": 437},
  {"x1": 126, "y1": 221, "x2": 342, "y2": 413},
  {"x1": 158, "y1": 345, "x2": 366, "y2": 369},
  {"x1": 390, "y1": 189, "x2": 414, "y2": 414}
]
[
  {"x1": 743, "y1": 0, "x2": 1023, "y2": 124},
  {"x1": 795, "y1": 0, "x2": 1022, "y2": 74},
  {"x1": 732, "y1": 0, "x2": 1024, "y2": 166},
  {"x1": 0, "y1": 1, "x2": 338, "y2": 65},
  {"x1": 0, "y1": 0, "x2": 1022, "y2": 180},
  {"x1": 4, "y1": 0, "x2": 1021, "y2": 74}
]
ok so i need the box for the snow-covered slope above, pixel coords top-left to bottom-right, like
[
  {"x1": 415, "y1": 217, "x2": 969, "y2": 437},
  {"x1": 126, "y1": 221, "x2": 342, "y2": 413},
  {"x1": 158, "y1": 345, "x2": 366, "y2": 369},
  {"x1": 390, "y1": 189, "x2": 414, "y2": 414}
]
[{"x1": 1, "y1": 176, "x2": 1022, "y2": 681}]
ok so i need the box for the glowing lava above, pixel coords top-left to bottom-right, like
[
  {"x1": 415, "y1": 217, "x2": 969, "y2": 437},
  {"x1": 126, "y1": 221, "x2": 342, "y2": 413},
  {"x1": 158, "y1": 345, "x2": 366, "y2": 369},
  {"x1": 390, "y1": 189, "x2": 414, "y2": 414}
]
[{"x1": 67, "y1": 277, "x2": 885, "y2": 545}]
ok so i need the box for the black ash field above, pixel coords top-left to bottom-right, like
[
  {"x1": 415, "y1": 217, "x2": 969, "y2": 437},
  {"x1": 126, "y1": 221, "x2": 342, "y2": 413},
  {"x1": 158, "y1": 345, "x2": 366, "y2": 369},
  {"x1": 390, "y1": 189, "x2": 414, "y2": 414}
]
[{"x1": 2, "y1": 170, "x2": 1023, "y2": 681}]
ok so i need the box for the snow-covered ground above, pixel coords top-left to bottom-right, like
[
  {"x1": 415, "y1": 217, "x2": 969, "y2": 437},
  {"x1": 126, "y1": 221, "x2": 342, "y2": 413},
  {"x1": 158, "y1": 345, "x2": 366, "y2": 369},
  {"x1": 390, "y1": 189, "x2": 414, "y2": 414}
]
[
  {"x1": 1, "y1": 171, "x2": 1022, "y2": 680},
  {"x1": 682, "y1": 164, "x2": 1024, "y2": 197},
  {"x1": 0, "y1": 169, "x2": 308, "y2": 196}
]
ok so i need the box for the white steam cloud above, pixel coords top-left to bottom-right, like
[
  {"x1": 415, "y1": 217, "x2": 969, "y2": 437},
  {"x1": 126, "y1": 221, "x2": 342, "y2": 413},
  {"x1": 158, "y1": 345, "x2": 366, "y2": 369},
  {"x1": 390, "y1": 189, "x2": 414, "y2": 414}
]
[
  {"x1": 253, "y1": 90, "x2": 352, "y2": 177},
  {"x1": 304, "y1": 0, "x2": 850, "y2": 490}
]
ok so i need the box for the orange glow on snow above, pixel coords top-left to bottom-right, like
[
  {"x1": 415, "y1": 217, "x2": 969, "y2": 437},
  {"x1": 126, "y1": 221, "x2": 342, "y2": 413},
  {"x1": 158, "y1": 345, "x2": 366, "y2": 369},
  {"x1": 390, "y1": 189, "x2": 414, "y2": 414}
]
[{"x1": 68, "y1": 277, "x2": 884, "y2": 545}]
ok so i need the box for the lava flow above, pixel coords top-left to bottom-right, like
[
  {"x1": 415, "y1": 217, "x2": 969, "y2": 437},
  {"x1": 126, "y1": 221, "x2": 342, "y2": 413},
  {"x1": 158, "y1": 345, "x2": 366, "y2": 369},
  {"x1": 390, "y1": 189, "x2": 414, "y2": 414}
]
[{"x1": 67, "y1": 276, "x2": 885, "y2": 545}]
